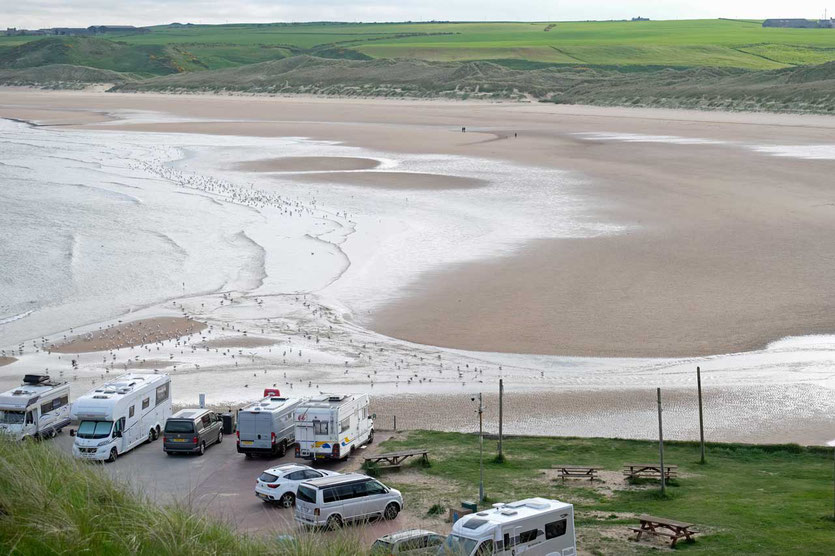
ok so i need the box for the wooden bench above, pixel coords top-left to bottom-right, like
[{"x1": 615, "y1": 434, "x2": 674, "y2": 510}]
[
  {"x1": 623, "y1": 463, "x2": 678, "y2": 480},
  {"x1": 552, "y1": 465, "x2": 603, "y2": 481},
  {"x1": 629, "y1": 514, "x2": 699, "y2": 547},
  {"x1": 364, "y1": 449, "x2": 429, "y2": 470}
]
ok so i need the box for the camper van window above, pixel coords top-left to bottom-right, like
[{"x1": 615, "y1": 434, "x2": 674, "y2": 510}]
[
  {"x1": 519, "y1": 529, "x2": 539, "y2": 543},
  {"x1": 129, "y1": 406, "x2": 135, "y2": 418},
  {"x1": 142, "y1": 398, "x2": 150, "y2": 410},
  {"x1": 313, "y1": 420, "x2": 328, "y2": 435},
  {"x1": 340, "y1": 418, "x2": 350, "y2": 433},
  {"x1": 0, "y1": 410, "x2": 24, "y2": 425},
  {"x1": 474, "y1": 540, "x2": 494, "y2": 556},
  {"x1": 155, "y1": 383, "x2": 169, "y2": 405},
  {"x1": 41, "y1": 402, "x2": 53, "y2": 415},
  {"x1": 323, "y1": 487, "x2": 338, "y2": 503},
  {"x1": 77, "y1": 420, "x2": 113, "y2": 439},
  {"x1": 441, "y1": 535, "x2": 478, "y2": 556},
  {"x1": 114, "y1": 418, "x2": 124, "y2": 435},
  {"x1": 364, "y1": 480, "x2": 387, "y2": 496},
  {"x1": 545, "y1": 519, "x2": 567, "y2": 539},
  {"x1": 25, "y1": 411, "x2": 34, "y2": 425},
  {"x1": 297, "y1": 485, "x2": 317, "y2": 504}
]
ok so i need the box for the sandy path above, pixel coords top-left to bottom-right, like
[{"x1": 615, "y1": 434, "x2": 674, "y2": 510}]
[
  {"x1": 3, "y1": 90, "x2": 835, "y2": 357},
  {"x1": 48, "y1": 317, "x2": 206, "y2": 354}
]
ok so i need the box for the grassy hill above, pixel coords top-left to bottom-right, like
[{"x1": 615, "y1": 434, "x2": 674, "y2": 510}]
[
  {"x1": 3, "y1": 20, "x2": 835, "y2": 71},
  {"x1": 0, "y1": 64, "x2": 137, "y2": 88}
]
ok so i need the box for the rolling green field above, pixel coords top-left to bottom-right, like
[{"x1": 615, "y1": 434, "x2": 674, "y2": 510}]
[{"x1": 3, "y1": 19, "x2": 835, "y2": 70}]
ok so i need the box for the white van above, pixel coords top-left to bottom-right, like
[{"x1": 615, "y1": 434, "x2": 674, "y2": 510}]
[
  {"x1": 295, "y1": 473, "x2": 403, "y2": 529},
  {"x1": 237, "y1": 396, "x2": 303, "y2": 458},
  {"x1": 0, "y1": 375, "x2": 71, "y2": 441},
  {"x1": 439, "y1": 498, "x2": 576, "y2": 556},
  {"x1": 294, "y1": 394, "x2": 373, "y2": 461},
  {"x1": 71, "y1": 373, "x2": 171, "y2": 462}
]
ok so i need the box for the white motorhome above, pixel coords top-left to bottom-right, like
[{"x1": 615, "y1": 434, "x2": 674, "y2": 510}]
[
  {"x1": 0, "y1": 375, "x2": 71, "y2": 441},
  {"x1": 294, "y1": 394, "x2": 373, "y2": 461},
  {"x1": 440, "y1": 498, "x2": 576, "y2": 556},
  {"x1": 236, "y1": 396, "x2": 303, "y2": 458},
  {"x1": 71, "y1": 373, "x2": 171, "y2": 462}
]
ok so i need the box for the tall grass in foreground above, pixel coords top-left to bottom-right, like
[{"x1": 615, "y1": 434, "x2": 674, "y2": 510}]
[{"x1": 0, "y1": 438, "x2": 367, "y2": 555}]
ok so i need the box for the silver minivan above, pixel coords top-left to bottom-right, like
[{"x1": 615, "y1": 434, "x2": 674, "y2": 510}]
[
  {"x1": 295, "y1": 473, "x2": 403, "y2": 529},
  {"x1": 163, "y1": 408, "x2": 223, "y2": 455}
]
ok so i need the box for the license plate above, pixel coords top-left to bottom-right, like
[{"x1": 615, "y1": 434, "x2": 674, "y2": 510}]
[
  {"x1": 241, "y1": 440, "x2": 253, "y2": 445},
  {"x1": 257, "y1": 493, "x2": 268, "y2": 500},
  {"x1": 172, "y1": 438, "x2": 186, "y2": 442}
]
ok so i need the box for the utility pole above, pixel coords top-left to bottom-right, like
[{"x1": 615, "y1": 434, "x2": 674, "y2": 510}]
[
  {"x1": 498, "y1": 379, "x2": 504, "y2": 461},
  {"x1": 657, "y1": 387, "x2": 666, "y2": 496},
  {"x1": 478, "y1": 392, "x2": 484, "y2": 502},
  {"x1": 697, "y1": 366, "x2": 705, "y2": 464}
]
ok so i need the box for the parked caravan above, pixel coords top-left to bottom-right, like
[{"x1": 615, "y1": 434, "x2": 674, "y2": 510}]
[
  {"x1": 237, "y1": 396, "x2": 303, "y2": 458},
  {"x1": 0, "y1": 375, "x2": 70, "y2": 441},
  {"x1": 70, "y1": 373, "x2": 171, "y2": 462},
  {"x1": 439, "y1": 498, "x2": 576, "y2": 556},
  {"x1": 294, "y1": 394, "x2": 373, "y2": 461}
]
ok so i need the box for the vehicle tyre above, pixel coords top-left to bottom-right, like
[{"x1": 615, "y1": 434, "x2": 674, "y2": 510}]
[
  {"x1": 198, "y1": 442, "x2": 206, "y2": 456},
  {"x1": 245, "y1": 452, "x2": 253, "y2": 459},
  {"x1": 166, "y1": 451, "x2": 174, "y2": 456},
  {"x1": 367, "y1": 430, "x2": 374, "y2": 445},
  {"x1": 147, "y1": 429, "x2": 154, "y2": 443},
  {"x1": 108, "y1": 448, "x2": 118, "y2": 463},
  {"x1": 152, "y1": 427, "x2": 159, "y2": 441},
  {"x1": 279, "y1": 492, "x2": 295, "y2": 508},
  {"x1": 277, "y1": 440, "x2": 286, "y2": 457},
  {"x1": 326, "y1": 514, "x2": 343, "y2": 530},
  {"x1": 216, "y1": 431, "x2": 223, "y2": 444},
  {"x1": 384, "y1": 503, "x2": 399, "y2": 520}
]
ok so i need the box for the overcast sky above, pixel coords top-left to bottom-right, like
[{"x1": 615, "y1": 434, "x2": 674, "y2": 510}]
[{"x1": 3, "y1": 1, "x2": 834, "y2": 29}]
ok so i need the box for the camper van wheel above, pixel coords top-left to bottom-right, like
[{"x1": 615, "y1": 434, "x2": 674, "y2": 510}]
[
  {"x1": 384, "y1": 503, "x2": 400, "y2": 520},
  {"x1": 279, "y1": 492, "x2": 295, "y2": 508},
  {"x1": 152, "y1": 427, "x2": 160, "y2": 441},
  {"x1": 367, "y1": 430, "x2": 374, "y2": 445},
  {"x1": 147, "y1": 429, "x2": 154, "y2": 444},
  {"x1": 326, "y1": 514, "x2": 343, "y2": 530},
  {"x1": 277, "y1": 441, "x2": 286, "y2": 457},
  {"x1": 108, "y1": 448, "x2": 118, "y2": 462},
  {"x1": 198, "y1": 442, "x2": 206, "y2": 456}
]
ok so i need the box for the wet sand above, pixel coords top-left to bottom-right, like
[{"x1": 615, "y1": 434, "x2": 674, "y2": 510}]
[
  {"x1": 0, "y1": 357, "x2": 16, "y2": 367},
  {"x1": 3, "y1": 90, "x2": 835, "y2": 357},
  {"x1": 49, "y1": 317, "x2": 206, "y2": 353},
  {"x1": 235, "y1": 156, "x2": 380, "y2": 172},
  {"x1": 284, "y1": 171, "x2": 486, "y2": 190},
  {"x1": 196, "y1": 336, "x2": 276, "y2": 349}
]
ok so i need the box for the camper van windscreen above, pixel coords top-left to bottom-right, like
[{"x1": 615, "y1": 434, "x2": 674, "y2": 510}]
[
  {"x1": 441, "y1": 535, "x2": 478, "y2": 555},
  {"x1": 77, "y1": 420, "x2": 113, "y2": 439},
  {"x1": 0, "y1": 410, "x2": 24, "y2": 424}
]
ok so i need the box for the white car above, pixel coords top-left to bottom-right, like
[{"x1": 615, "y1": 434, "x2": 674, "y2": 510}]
[{"x1": 255, "y1": 464, "x2": 340, "y2": 508}]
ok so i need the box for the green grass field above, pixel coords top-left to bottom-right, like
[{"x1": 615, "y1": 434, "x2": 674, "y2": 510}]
[
  {"x1": 3, "y1": 20, "x2": 835, "y2": 71},
  {"x1": 379, "y1": 431, "x2": 835, "y2": 555}
]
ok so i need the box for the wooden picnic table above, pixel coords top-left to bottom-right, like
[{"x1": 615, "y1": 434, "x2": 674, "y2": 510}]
[
  {"x1": 552, "y1": 465, "x2": 603, "y2": 481},
  {"x1": 364, "y1": 449, "x2": 429, "y2": 470},
  {"x1": 630, "y1": 514, "x2": 699, "y2": 547},
  {"x1": 623, "y1": 463, "x2": 678, "y2": 480}
]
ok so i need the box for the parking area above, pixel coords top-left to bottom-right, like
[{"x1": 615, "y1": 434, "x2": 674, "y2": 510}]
[{"x1": 52, "y1": 430, "x2": 410, "y2": 542}]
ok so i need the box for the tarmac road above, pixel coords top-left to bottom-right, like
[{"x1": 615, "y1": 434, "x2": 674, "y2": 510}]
[{"x1": 52, "y1": 429, "x2": 412, "y2": 543}]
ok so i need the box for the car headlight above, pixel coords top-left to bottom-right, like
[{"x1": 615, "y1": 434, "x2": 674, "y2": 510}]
[{"x1": 97, "y1": 439, "x2": 111, "y2": 447}]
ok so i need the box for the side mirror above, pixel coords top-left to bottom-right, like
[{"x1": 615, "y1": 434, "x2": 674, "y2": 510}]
[
  {"x1": 114, "y1": 431, "x2": 122, "y2": 438},
  {"x1": 371, "y1": 413, "x2": 376, "y2": 419},
  {"x1": 69, "y1": 429, "x2": 76, "y2": 437}
]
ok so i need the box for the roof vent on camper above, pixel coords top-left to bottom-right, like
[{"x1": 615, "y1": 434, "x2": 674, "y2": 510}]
[
  {"x1": 328, "y1": 395, "x2": 345, "y2": 402},
  {"x1": 500, "y1": 509, "x2": 518, "y2": 516},
  {"x1": 23, "y1": 375, "x2": 50, "y2": 385}
]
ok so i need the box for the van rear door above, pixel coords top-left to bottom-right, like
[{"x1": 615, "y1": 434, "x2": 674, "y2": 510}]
[
  {"x1": 296, "y1": 422, "x2": 314, "y2": 457},
  {"x1": 254, "y1": 412, "x2": 273, "y2": 449}
]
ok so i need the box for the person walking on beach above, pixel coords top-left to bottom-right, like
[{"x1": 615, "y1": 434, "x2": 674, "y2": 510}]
[{"x1": 462, "y1": 126, "x2": 466, "y2": 132}]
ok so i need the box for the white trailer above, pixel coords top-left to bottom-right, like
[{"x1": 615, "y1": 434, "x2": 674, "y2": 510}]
[
  {"x1": 294, "y1": 394, "x2": 373, "y2": 461},
  {"x1": 0, "y1": 375, "x2": 71, "y2": 441},
  {"x1": 441, "y1": 498, "x2": 576, "y2": 556},
  {"x1": 70, "y1": 373, "x2": 171, "y2": 462},
  {"x1": 236, "y1": 396, "x2": 303, "y2": 458}
]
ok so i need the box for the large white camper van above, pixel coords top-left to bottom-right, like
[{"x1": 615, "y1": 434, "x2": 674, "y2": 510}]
[
  {"x1": 440, "y1": 498, "x2": 576, "y2": 556},
  {"x1": 236, "y1": 396, "x2": 303, "y2": 458},
  {"x1": 0, "y1": 375, "x2": 70, "y2": 441},
  {"x1": 294, "y1": 394, "x2": 373, "y2": 461},
  {"x1": 71, "y1": 373, "x2": 171, "y2": 462}
]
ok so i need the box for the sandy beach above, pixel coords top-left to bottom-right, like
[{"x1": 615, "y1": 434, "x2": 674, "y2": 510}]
[{"x1": 1, "y1": 89, "x2": 834, "y2": 444}]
